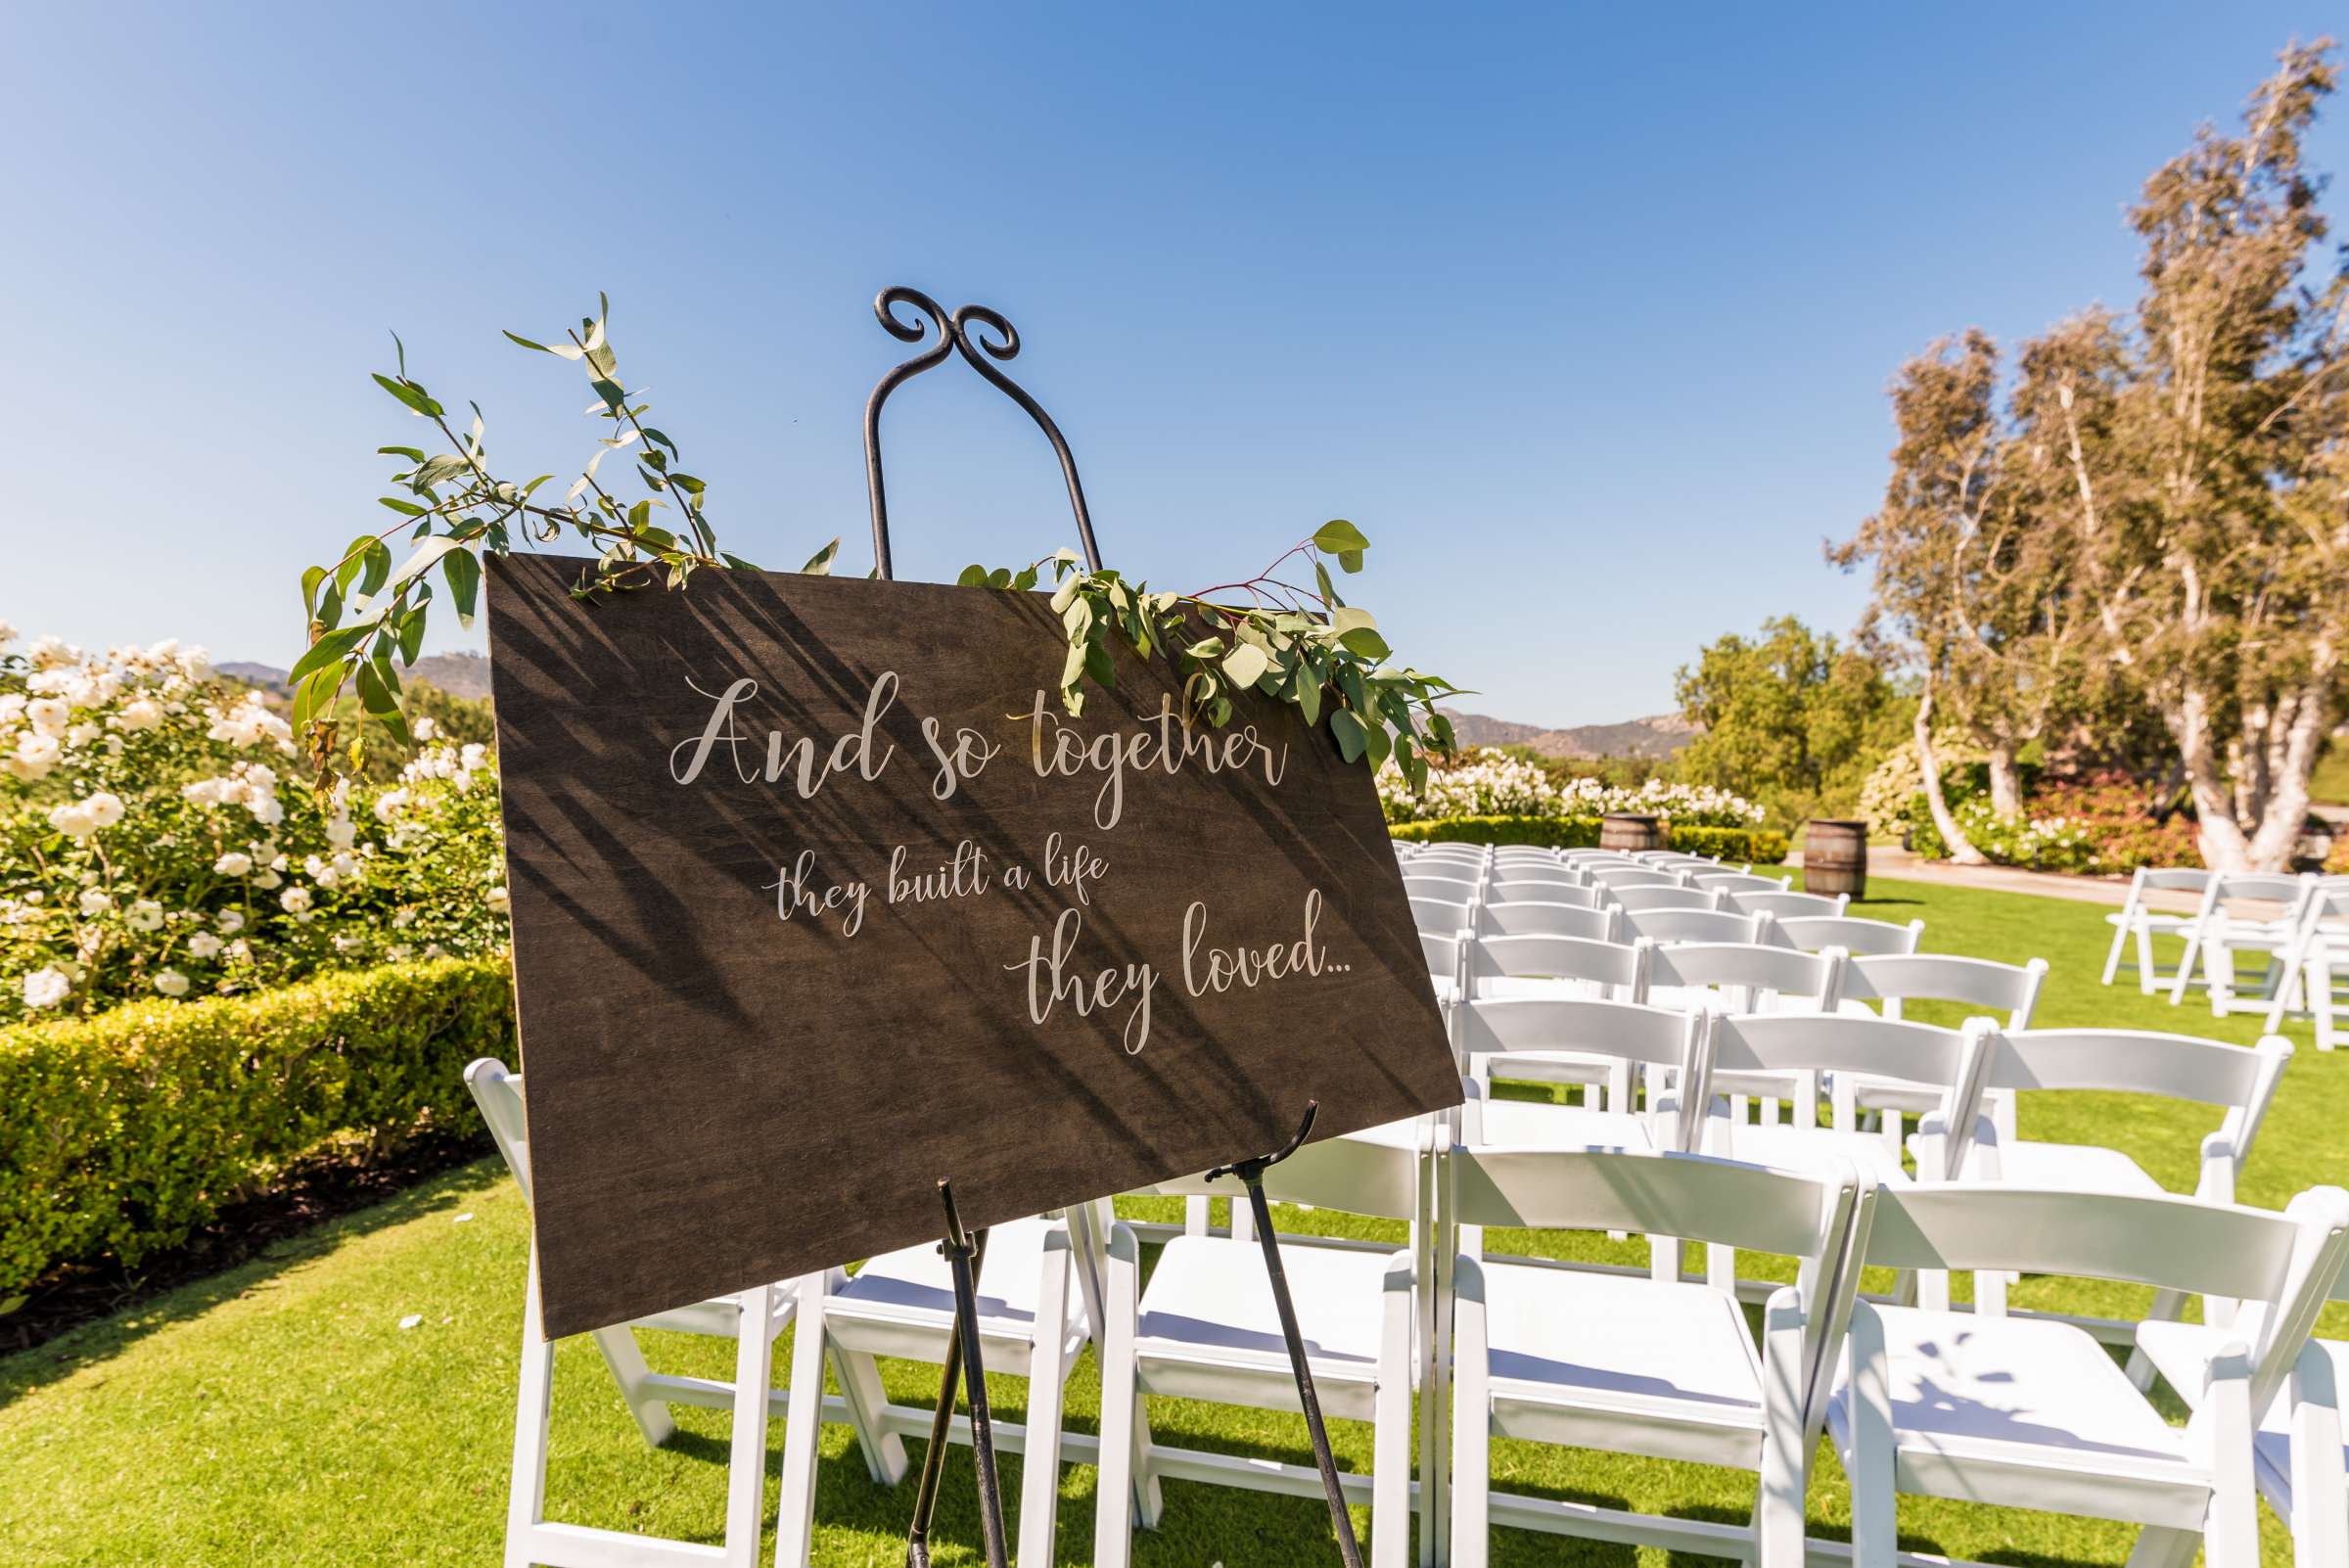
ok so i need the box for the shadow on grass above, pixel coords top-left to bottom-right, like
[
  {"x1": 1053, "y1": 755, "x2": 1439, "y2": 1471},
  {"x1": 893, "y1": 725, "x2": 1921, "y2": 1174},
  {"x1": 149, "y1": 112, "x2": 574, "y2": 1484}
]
[{"x1": 0, "y1": 1156, "x2": 509, "y2": 1411}]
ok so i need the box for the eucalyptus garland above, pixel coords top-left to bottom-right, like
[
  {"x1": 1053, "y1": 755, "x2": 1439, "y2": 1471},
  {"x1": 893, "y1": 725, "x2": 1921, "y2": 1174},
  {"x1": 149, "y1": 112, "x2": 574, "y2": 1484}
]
[{"x1": 295, "y1": 299, "x2": 1459, "y2": 790}]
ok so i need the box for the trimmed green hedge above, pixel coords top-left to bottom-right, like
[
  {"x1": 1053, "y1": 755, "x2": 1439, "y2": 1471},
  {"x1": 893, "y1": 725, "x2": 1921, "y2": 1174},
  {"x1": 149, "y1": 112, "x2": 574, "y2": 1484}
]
[
  {"x1": 0, "y1": 955, "x2": 513, "y2": 1299},
  {"x1": 1390, "y1": 814, "x2": 1789, "y2": 865}
]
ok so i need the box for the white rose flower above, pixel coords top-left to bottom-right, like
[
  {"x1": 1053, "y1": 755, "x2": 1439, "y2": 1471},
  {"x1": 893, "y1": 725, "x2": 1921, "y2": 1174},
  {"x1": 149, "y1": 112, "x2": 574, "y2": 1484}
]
[
  {"x1": 178, "y1": 647, "x2": 211, "y2": 682},
  {"x1": 386, "y1": 943, "x2": 414, "y2": 963},
  {"x1": 213, "y1": 852, "x2": 253, "y2": 877},
  {"x1": 225, "y1": 938, "x2": 252, "y2": 961},
  {"x1": 127, "y1": 899, "x2": 165, "y2": 932},
  {"x1": 0, "y1": 619, "x2": 14, "y2": 647},
  {"x1": 280, "y1": 886, "x2": 313, "y2": 914},
  {"x1": 485, "y1": 886, "x2": 511, "y2": 913},
  {"x1": 48, "y1": 802, "x2": 97, "y2": 839},
  {"x1": 413, "y1": 716, "x2": 438, "y2": 741},
  {"x1": 215, "y1": 908, "x2": 246, "y2": 935},
  {"x1": 373, "y1": 788, "x2": 410, "y2": 823},
  {"x1": 330, "y1": 852, "x2": 356, "y2": 877},
  {"x1": 77, "y1": 888, "x2": 113, "y2": 916},
  {"x1": 83, "y1": 792, "x2": 125, "y2": 829},
  {"x1": 116, "y1": 698, "x2": 164, "y2": 731},
  {"x1": 253, "y1": 868, "x2": 283, "y2": 890},
  {"x1": 153, "y1": 969, "x2": 190, "y2": 998},
  {"x1": 313, "y1": 866, "x2": 342, "y2": 891},
  {"x1": 325, "y1": 816, "x2": 357, "y2": 850},
  {"x1": 187, "y1": 932, "x2": 224, "y2": 959},
  {"x1": 22, "y1": 966, "x2": 70, "y2": 1010},
  {"x1": 460, "y1": 742, "x2": 488, "y2": 771},
  {"x1": 423, "y1": 943, "x2": 447, "y2": 959},
  {"x1": 13, "y1": 731, "x2": 61, "y2": 781},
  {"x1": 25, "y1": 697, "x2": 69, "y2": 736},
  {"x1": 66, "y1": 721, "x2": 101, "y2": 749}
]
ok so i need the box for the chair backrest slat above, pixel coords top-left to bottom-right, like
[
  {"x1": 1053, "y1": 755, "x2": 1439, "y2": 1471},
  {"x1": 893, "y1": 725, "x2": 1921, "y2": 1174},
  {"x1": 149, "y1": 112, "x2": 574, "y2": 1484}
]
[
  {"x1": 1842, "y1": 952, "x2": 2048, "y2": 1027},
  {"x1": 1452, "y1": 1146, "x2": 1850, "y2": 1261},
  {"x1": 1644, "y1": 940, "x2": 1835, "y2": 1003},
  {"x1": 1475, "y1": 900, "x2": 1618, "y2": 943},
  {"x1": 1773, "y1": 915, "x2": 1923, "y2": 956},
  {"x1": 1623, "y1": 906, "x2": 1769, "y2": 946},
  {"x1": 1454, "y1": 995, "x2": 1692, "y2": 1070},
  {"x1": 1864, "y1": 1184, "x2": 2304, "y2": 1299},
  {"x1": 1139, "y1": 1125, "x2": 1429, "y2": 1219},
  {"x1": 1608, "y1": 885, "x2": 1724, "y2": 914},
  {"x1": 1469, "y1": 933, "x2": 1648, "y2": 992}
]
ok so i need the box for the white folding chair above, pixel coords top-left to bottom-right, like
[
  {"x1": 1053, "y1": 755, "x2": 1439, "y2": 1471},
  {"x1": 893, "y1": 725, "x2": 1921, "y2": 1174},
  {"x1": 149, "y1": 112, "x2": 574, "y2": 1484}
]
[
  {"x1": 1622, "y1": 905, "x2": 1771, "y2": 946},
  {"x1": 1486, "y1": 863, "x2": 1583, "y2": 889},
  {"x1": 1448, "y1": 1148, "x2": 1870, "y2": 1568},
  {"x1": 1729, "y1": 889, "x2": 1850, "y2": 921},
  {"x1": 1693, "y1": 870, "x2": 1792, "y2": 895},
  {"x1": 1473, "y1": 899, "x2": 1619, "y2": 943},
  {"x1": 2172, "y1": 872, "x2": 2314, "y2": 1016},
  {"x1": 1479, "y1": 878, "x2": 1603, "y2": 907},
  {"x1": 468, "y1": 1059, "x2": 795, "y2": 1568},
  {"x1": 1409, "y1": 895, "x2": 1475, "y2": 937},
  {"x1": 1703, "y1": 1012, "x2": 1992, "y2": 1189},
  {"x1": 1589, "y1": 864, "x2": 1690, "y2": 891},
  {"x1": 1772, "y1": 914, "x2": 1924, "y2": 957},
  {"x1": 1607, "y1": 883, "x2": 1726, "y2": 914},
  {"x1": 1830, "y1": 1183, "x2": 2349, "y2": 1568},
  {"x1": 775, "y1": 1209, "x2": 1100, "y2": 1567},
  {"x1": 1412, "y1": 843, "x2": 1491, "y2": 864},
  {"x1": 1643, "y1": 939, "x2": 1839, "y2": 1018},
  {"x1": 1094, "y1": 1124, "x2": 1435, "y2": 1568},
  {"x1": 1404, "y1": 872, "x2": 1484, "y2": 902},
  {"x1": 2102, "y1": 867, "x2": 2215, "y2": 993},
  {"x1": 1466, "y1": 932, "x2": 1650, "y2": 1003},
  {"x1": 2134, "y1": 1236, "x2": 2349, "y2": 1566},
  {"x1": 1838, "y1": 952, "x2": 2048, "y2": 1149},
  {"x1": 2265, "y1": 883, "x2": 2349, "y2": 1052},
  {"x1": 1453, "y1": 995, "x2": 1700, "y2": 1136}
]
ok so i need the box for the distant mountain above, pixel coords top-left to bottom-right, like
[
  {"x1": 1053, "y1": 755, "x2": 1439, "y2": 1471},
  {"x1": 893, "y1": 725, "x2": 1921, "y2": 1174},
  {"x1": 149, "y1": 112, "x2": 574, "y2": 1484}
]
[
  {"x1": 1440, "y1": 707, "x2": 1698, "y2": 761},
  {"x1": 215, "y1": 650, "x2": 492, "y2": 702}
]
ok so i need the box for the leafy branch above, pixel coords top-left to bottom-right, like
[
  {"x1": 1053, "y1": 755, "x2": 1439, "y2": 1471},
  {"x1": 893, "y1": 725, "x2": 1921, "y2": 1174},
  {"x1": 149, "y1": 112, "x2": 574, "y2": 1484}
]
[
  {"x1": 299, "y1": 298, "x2": 1460, "y2": 796},
  {"x1": 956, "y1": 521, "x2": 1463, "y2": 790}
]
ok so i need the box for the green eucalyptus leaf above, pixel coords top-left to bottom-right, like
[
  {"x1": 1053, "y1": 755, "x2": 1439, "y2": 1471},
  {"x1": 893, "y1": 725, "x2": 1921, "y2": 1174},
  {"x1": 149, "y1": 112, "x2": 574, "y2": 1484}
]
[
  {"x1": 1221, "y1": 641, "x2": 1270, "y2": 688},
  {"x1": 357, "y1": 538, "x2": 393, "y2": 598},
  {"x1": 801, "y1": 538, "x2": 839, "y2": 576},
  {"x1": 1328, "y1": 707, "x2": 1368, "y2": 763},
  {"x1": 1312, "y1": 519, "x2": 1369, "y2": 556},
  {"x1": 957, "y1": 564, "x2": 991, "y2": 588},
  {"x1": 371, "y1": 373, "x2": 443, "y2": 418},
  {"x1": 289, "y1": 623, "x2": 377, "y2": 686},
  {"x1": 442, "y1": 546, "x2": 483, "y2": 628}
]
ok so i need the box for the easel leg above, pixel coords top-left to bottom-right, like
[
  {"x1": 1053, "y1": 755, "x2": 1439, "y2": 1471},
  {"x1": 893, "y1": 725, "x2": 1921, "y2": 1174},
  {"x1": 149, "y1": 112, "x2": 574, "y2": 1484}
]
[
  {"x1": 904, "y1": 1184, "x2": 1008, "y2": 1568},
  {"x1": 1241, "y1": 1169, "x2": 1367, "y2": 1568}
]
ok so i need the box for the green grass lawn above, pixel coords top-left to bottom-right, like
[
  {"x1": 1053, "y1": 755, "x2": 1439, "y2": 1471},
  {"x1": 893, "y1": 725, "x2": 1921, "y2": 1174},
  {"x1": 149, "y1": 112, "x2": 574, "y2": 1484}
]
[{"x1": 3, "y1": 875, "x2": 2342, "y2": 1566}]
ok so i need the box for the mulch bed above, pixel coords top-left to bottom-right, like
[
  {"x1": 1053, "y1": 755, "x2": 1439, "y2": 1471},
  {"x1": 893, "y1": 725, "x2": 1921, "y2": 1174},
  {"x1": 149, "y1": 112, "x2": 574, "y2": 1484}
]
[{"x1": 2, "y1": 1127, "x2": 493, "y2": 1359}]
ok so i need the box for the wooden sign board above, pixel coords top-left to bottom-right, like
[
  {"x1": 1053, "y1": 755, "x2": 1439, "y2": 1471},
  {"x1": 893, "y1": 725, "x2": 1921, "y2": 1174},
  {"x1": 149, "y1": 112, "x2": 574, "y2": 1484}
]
[{"x1": 484, "y1": 553, "x2": 1459, "y2": 1338}]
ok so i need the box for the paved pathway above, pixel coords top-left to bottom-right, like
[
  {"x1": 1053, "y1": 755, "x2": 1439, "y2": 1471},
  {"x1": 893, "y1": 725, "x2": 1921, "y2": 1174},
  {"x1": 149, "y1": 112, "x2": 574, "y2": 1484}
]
[{"x1": 1790, "y1": 844, "x2": 2201, "y2": 913}]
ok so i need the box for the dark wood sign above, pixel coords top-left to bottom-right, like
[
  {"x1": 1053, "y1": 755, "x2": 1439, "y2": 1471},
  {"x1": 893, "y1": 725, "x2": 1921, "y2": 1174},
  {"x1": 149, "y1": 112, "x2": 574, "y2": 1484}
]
[{"x1": 484, "y1": 552, "x2": 1459, "y2": 1338}]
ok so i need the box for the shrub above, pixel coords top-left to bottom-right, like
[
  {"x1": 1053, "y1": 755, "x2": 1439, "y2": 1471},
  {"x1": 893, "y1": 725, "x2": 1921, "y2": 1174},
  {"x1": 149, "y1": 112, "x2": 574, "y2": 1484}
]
[
  {"x1": 1389, "y1": 815, "x2": 1787, "y2": 865},
  {"x1": 1379, "y1": 748, "x2": 1762, "y2": 828},
  {"x1": 1909, "y1": 770, "x2": 2199, "y2": 874},
  {"x1": 0, "y1": 955, "x2": 513, "y2": 1299},
  {"x1": 0, "y1": 626, "x2": 509, "y2": 1021}
]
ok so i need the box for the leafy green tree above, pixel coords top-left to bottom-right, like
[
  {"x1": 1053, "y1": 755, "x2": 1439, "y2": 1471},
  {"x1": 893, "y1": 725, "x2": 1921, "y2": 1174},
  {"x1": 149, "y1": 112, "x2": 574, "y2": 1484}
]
[{"x1": 1673, "y1": 617, "x2": 1911, "y2": 827}]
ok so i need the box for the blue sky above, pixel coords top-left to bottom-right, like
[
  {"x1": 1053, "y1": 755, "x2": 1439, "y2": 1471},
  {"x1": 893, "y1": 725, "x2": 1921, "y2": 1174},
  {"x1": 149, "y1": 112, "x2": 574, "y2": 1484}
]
[{"x1": 3, "y1": 4, "x2": 2341, "y2": 727}]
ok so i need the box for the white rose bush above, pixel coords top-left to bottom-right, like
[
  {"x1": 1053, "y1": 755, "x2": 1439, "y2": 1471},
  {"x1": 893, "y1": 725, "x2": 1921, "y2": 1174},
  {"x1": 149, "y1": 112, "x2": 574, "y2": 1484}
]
[
  {"x1": 0, "y1": 626, "x2": 508, "y2": 1022},
  {"x1": 1377, "y1": 746, "x2": 1763, "y2": 829}
]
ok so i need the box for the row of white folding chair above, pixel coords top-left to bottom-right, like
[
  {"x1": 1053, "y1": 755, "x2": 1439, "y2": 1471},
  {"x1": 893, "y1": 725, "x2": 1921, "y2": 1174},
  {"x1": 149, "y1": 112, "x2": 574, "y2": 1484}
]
[
  {"x1": 2264, "y1": 881, "x2": 2349, "y2": 1052},
  {"x1": 1443, "y1": 1136, "x2": 2349, "y2": 1568},
  {"x1": 470, "y1": 1056, "x2": 1105, "y2": 1568}
]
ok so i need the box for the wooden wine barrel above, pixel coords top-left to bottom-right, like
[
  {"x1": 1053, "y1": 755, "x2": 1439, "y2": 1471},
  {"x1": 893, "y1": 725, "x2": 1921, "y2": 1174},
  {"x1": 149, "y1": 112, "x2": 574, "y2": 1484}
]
[
  {"x1": 1599, "y1": 813, "x2": 1663, "y2": 853},
  {"x1": 1803, "y1": 818, "x2": 1868, "y2": 898}
]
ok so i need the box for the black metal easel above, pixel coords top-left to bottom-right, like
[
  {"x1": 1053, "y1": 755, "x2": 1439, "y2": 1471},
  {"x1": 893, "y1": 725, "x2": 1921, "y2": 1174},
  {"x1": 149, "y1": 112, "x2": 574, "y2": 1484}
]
[{"x1": 862, "y1": 290, "x2": 1361, "y2": 1567}]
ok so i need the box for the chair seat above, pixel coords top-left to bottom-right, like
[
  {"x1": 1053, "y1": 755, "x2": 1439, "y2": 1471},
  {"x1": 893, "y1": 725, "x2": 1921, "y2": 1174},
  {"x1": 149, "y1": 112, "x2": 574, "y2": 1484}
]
[
  {"x1": 1828, "y1": 1306, "x2": 2208, "y2": 1524},
  {"x1": 1473, "y1": 1098, "x2": 1654, "y2": 1152},
  {"x1": 834, "y1": 1215, "x2": 1086, "y2": 1355},
  {"x1": 1719, "y1": 1122, "x2": 1911, "y2": 1186},
  {"x1": 1476, "y1": 1259, "x2": 1766, "y2": 1466},
  {"x1": 2135, "y1": 1321, "x2": 2349, "y2": 1484},
  {"x1": 1132, "y1": 1235, "x2": 1408, "y2": 1419},
  {"x1": 1982, "y1": 1140, "x2": 2169, "y2": 1199}
]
